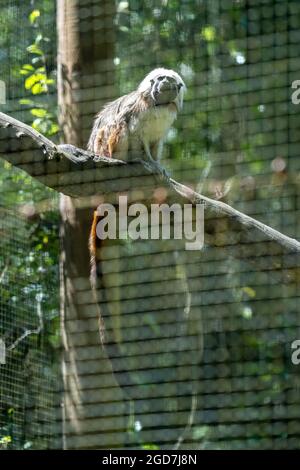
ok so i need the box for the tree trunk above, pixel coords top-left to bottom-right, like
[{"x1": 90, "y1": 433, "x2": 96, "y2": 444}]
[{"x1": 57, "y1": 0, "x2": 125, "y2": 449}]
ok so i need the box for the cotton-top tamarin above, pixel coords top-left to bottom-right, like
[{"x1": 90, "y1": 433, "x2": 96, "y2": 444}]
[{"x1": 88, "y1": 68, "x2": 186, "y2": 285}]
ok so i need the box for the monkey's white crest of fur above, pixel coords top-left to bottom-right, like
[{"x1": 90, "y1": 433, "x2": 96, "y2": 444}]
[
  {"x1": 88, "y1": 67, "x2": 186, "y2": 160},
  {"x1": 138, "y1": 68, "x2": 186, "y2": 110}
]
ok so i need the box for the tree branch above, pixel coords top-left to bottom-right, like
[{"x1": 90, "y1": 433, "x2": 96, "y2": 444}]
[
  {"x1": 0, "y1": 111, "x2": 123, "y2": 164},
  {"x1": 6, "y1": 300, "x2": 43, "y2": 352},
  {"x1": 169, "y1": 179, "x2": 300, "y2": 252},
  {"x1": 1, "y1": 111, "x2": 300, "y2": 252}
]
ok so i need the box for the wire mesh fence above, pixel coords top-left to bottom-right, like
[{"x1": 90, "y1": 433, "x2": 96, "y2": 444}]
[
  {"x1": 0, "y1": 0, "x2": 300, "y2": 450},
  {"x1": 0, "y1": 207, "x2": 59, "y2": 449}
]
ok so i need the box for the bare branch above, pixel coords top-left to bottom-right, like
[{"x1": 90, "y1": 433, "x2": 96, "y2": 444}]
[
  {"x1": 0, "y1": 111, "x2": 123, "y2": 165},
  {"x1": 1, "y1": 111, "x2": 300, "y2": 252},
  {"x1": 169, "y1": 179, "x2": 300, "y2": 252},
  {"x1": 7, "y1": 300, "x2": 43, "y2": 351},
  {"x1": 0, "y1": 110, "x2": 57, "y2": 156},
  {"x1": 174, "y1": 394, "x2": 197, "y2": 450}
]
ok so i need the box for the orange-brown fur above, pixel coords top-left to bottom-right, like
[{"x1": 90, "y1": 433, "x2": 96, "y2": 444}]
[
  {"x1": 89, "y1": 211, "x2": 100, "y2": 287},
  {"x1": 107, "y1": 126, "x2": 124, "y2": 157}
]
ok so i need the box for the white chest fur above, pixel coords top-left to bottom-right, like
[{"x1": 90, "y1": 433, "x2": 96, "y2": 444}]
[{"x1": 129, "y1": 105, "x2": 177, "y2": 144}]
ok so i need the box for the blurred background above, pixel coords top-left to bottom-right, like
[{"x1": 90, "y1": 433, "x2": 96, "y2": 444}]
[{"x1": 0, "y1": 0, "x2": 300, "y2": 450}]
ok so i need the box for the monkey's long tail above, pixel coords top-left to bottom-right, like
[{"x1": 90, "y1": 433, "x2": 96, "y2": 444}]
[
  {"x1": 89, "y1": 210, "x2": 99, "y2": 289},
  {"x1": 89, "y1": 211, "x2": 106, "y2": 344}
]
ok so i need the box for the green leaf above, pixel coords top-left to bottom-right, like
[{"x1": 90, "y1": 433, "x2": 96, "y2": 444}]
[
  {"x1": 32, "y1": 57, "x2": 43, "y2": 65},
  {"x1": 36, "y1": 33, "x2": 43, "y2": 44},
  {"x1": 242, "y1": 286, "x2": 256, "y2": 298},
  {"x1": 23, "y1": 64, "x2": 35, "y2": 71},
  {"x1": 23, "y1": 442, "x2": 32, "y2": 449},
  {"x1": 49, "y1": 123, "x2": 59, "y2": 135},
  {"x1": 29, "y1": 9, "x2": 40, "y2": 24},
  {"x1": 30, "y1": 108, "x2": 48, "y2": 118},
  {"x1": 32, "y1": 118, "x2": 50, "y2": 134},
  {"x1": 19, "y1": 64, "x2": 35, "y2": 75},
  {"x1": 27, "y1": 44, "x2": 43, "y2": 56},
  {"x1": 0, "y1": 436, "x2": 12, "y2": 444},
  {"x1": 31, "y1": 82, "x2": 47, "y2": 94},
  {"x1": 242, "y1": 307, "x2": 253, "y2": 319},
  {"x1": 201, "y1": 25, "x2": 216, "y2": 42},
  {"x1": 19, "y1": 98, "x2": 35, "y2": 105},
  {"x1": 142, "y1": 444, "x2": 159, "y2": 450},
  {"x1": 25, "y1": 73, "x2": 45, "y2": 90},
  {"x1": 36, "y1": 66, "x2": 46, "y2": 73}
]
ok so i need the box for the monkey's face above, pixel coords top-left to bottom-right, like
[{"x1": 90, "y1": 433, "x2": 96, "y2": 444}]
[{"x1": 138, "y1": 68, "x2": 186, "y2": 112}]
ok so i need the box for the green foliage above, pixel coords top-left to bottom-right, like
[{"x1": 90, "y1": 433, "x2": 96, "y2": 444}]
[
  {"x1": 0, "y1": 1, "x2": 59, "y2": 449},
  {"x1": 16, "y1": 5, "x2": 60, "y2": 347},
  {"x1": 142, "y1": 443, "x2": 160, "y2": 450},
  {"x1": 29, "y1": 9, "x2": 41, "y2": 25},
  {"x1": 19, "y1": 7, "x2": 58, "y2": 136}
]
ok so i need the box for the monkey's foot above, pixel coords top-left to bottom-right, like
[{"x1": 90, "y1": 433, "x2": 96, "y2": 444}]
[{"x1": 143, "y1": 160, "x2": 170, "y2": 180}]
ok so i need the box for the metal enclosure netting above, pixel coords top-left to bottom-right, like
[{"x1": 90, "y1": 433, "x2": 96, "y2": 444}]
[{"x1": 0, "y1": 0, "x2": 300, "y2": 450}]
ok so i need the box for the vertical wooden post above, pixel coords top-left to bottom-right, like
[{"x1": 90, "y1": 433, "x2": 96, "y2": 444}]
[{"x1": 57, "y1": 0, "x2": 125, "y2": 449}]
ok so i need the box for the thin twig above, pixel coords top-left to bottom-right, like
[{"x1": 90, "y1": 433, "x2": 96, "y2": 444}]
[
  {"x1": 7, "y1": 300, "x2": 43, "y2": 351},
  {"x1": 0, "y1": 262, "x2": 10, "y2": 284},
  {"x1": 174, "y1": 394, "x2": 198, "y2": 450}
]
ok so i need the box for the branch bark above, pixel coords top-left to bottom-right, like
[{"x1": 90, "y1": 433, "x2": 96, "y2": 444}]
[{"x1": 1, "y1": 110, "x2": 300, "y2": 252}]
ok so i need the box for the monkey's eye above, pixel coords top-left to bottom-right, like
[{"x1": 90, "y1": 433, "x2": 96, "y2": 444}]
[{"x1": 157, "y1": 76, "x2": 164, "y2": 81}]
